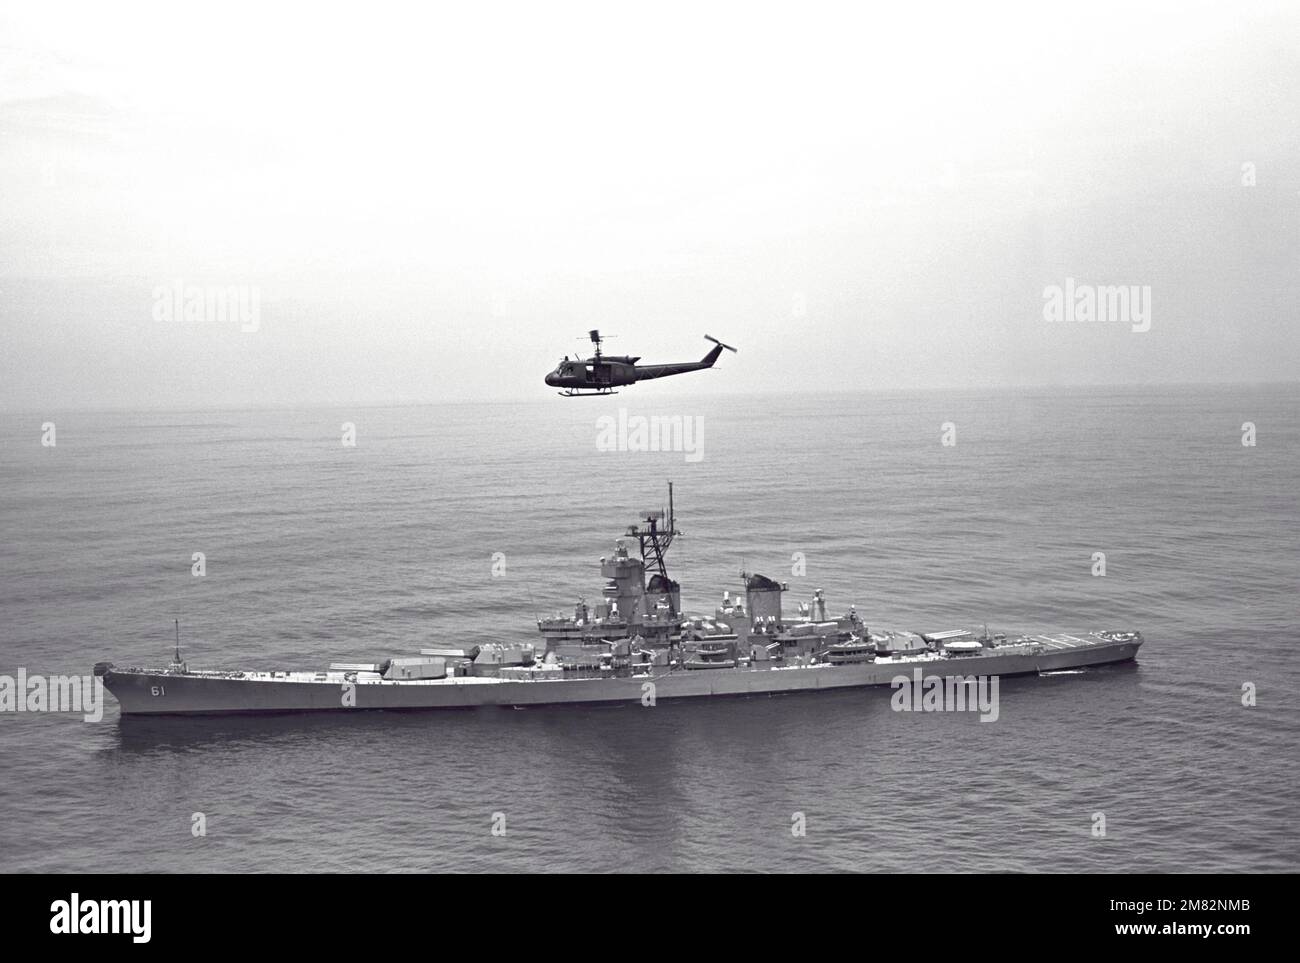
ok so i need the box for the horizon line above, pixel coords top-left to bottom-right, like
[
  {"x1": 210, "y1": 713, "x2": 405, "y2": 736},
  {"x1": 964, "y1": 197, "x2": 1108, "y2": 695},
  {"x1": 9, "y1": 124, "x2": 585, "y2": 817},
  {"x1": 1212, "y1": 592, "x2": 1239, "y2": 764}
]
[{"x1": 3, "y1": 378, "x2": 1298, "y2": 416}]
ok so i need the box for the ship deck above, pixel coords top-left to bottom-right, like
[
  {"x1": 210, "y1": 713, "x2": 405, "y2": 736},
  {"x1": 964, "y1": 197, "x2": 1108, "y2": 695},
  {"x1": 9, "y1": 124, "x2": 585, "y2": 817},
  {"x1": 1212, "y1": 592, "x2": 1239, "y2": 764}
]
[{"x1": 117, "y1": 630, "x2": 1133, "y2": 688}]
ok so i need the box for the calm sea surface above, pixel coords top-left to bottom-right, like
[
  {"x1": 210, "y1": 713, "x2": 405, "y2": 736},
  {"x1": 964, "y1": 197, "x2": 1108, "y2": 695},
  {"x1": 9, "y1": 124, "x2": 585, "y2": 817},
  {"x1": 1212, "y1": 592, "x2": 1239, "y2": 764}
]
[{"x1": 1, "y1": 386, "x2": 1297, "y2": 872}]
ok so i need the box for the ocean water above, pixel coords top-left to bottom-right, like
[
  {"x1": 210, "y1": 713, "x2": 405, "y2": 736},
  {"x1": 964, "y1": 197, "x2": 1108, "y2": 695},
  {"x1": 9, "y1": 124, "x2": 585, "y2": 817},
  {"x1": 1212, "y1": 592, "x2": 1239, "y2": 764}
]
[{"x1": 1, "y1": 385, "x2": 1297, "y2": 873}]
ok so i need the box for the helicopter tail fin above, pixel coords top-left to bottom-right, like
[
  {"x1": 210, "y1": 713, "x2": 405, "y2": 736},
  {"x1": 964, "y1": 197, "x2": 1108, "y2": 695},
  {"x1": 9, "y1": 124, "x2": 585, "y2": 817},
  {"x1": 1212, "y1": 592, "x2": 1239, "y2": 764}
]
[{"x1": 702, "y1": 334, "x2": 737, "y2": 366}]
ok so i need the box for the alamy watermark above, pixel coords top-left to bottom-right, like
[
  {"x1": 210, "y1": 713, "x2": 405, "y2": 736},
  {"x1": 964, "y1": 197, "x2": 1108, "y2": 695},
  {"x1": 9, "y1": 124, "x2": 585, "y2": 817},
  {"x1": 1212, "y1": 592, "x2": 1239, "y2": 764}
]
[
  {"x1": 1043, "y1": 278, "x2": 1150, "y2": 333},
  {"x1": 596, "y1": 408, "x2": 704, "y2": 463},
  {"x1": 890, "y1": 668, "x2": 999, "y2": 722},
  {"x1": 152, "y1": 279, "x2": 261, "y2": 333},
  {"x1": 0, "y1": 669, "x2": 105, "y2": 722},
  {"x1": 50, "y1": 894, "x2": 150, "y2": 943}
]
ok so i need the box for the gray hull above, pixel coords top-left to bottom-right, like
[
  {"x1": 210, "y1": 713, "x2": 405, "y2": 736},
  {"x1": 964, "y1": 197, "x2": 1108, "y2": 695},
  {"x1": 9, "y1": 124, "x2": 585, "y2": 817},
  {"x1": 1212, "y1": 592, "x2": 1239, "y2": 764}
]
[{"x1": 102, "y1": 634, "x2": 1141, "y2": 717}]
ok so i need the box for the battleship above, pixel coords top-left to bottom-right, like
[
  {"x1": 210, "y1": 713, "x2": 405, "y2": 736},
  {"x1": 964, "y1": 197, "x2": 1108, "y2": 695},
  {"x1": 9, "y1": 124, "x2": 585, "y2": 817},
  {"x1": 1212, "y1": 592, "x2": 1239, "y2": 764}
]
[{"x1": 97, "y1": 485, "x2": 1143, "y2": 716}]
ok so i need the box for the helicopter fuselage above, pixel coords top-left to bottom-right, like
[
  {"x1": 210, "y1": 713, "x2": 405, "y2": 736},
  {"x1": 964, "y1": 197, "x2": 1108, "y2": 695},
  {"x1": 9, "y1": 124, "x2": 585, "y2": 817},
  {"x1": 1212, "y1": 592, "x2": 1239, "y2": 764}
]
[{"x1": 545, "y1": 357, "x2": 639, "y2": 392}]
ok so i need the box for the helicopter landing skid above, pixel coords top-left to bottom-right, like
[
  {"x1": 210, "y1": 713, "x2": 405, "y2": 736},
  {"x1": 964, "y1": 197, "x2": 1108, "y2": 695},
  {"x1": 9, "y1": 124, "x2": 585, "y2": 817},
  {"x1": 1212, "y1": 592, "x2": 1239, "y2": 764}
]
[{"x1": 558, "y1": 388, "x2": 618, "y2": 397}]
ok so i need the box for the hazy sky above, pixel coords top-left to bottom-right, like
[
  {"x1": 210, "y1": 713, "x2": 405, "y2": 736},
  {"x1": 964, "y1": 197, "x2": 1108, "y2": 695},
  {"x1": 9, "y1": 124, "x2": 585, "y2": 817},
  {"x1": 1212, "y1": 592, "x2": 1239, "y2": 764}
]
[{"x1": 1, "y1": 1, "x2": 1297, "y2": 408}]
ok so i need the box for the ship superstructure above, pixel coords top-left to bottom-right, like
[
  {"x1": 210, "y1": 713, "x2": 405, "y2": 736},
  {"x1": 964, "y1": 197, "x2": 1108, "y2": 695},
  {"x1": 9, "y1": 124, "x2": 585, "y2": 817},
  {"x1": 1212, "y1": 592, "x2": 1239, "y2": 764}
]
[{"x1": 537, "y1": 486, "x2": 682, "y2": 647}]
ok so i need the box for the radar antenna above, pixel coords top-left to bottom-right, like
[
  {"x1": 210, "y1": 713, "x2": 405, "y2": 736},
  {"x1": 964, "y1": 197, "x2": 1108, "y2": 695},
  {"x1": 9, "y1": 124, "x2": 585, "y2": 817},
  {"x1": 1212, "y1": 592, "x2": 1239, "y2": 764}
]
[{"x1": 625, "y1": 482, "x2": 682, "y2": 613}]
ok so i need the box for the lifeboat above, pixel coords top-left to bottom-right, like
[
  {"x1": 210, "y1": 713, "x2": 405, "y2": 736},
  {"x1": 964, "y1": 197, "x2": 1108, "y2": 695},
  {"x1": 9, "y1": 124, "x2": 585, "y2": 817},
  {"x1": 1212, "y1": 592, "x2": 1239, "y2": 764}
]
[{"x1": 826, "y1": 639, "x2": 875, "y2": 664}]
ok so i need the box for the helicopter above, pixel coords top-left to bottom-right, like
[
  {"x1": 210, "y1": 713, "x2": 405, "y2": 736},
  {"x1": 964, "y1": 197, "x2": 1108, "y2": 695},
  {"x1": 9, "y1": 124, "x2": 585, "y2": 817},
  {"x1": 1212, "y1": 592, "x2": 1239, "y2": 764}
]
[{"x1": 545, "y1": 330, "x2": 737, "y2": 396}]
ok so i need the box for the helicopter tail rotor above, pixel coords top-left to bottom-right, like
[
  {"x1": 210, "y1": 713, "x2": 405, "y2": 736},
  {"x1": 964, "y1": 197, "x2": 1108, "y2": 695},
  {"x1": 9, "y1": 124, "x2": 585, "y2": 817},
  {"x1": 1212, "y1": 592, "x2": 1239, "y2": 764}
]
[
  {"x1": 704, "y1": 334, "x2": 737, "y2": 353},
  {"x1": 701, "y1": 334, "x2": 737, "y2": 367}
]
